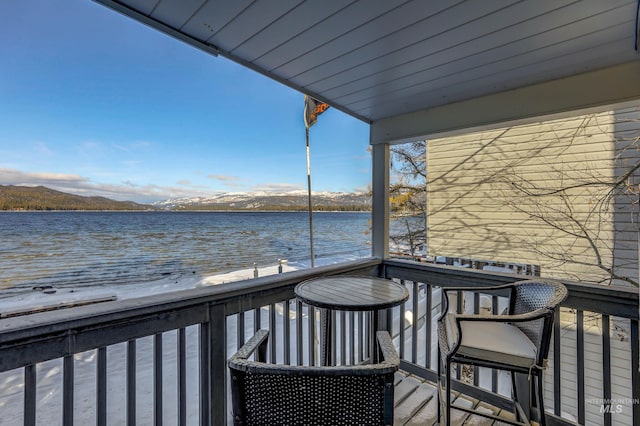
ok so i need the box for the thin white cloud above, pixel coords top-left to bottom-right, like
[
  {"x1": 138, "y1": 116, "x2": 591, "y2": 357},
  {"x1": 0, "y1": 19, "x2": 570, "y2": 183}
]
[
  {"x1": 131, "y1": 141, "x2": 152, "y2": 149},
  {"x1": 81, "y1": 140, "x2": 103, "y2": 150},
  {"x1": 0, "y1": 168, "x2": 214, "y2": 203},
  {"x1": 251, "y1": 182, "x2": 304, "y2": 192},
  {"x1": 207, "y1": 174, "x2": 239, "y2": 182},
  {"x1": 113, "y1": 140, "x2": 152, "y2": 152},
  {"x1": 207, "y1": 176, "x2": 303, "y2": 193},
  {"x1": 176, "y1": 180, "x2": 210, "y2": 190},
  {"x1": 32, "y1": 142, "x2": 55, "y2": 158},
  {"x1": 207, "y1": 174, "x2": 250, "y2": 190},
  {"x1": 0, "y1": 168, "x2": 89, "y2": 187}
]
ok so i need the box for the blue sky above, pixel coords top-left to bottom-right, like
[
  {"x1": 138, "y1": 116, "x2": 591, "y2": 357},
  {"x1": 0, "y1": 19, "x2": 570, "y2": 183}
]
[{"x1": 0, "y1": 0, "x2": 371, "y2": 203}]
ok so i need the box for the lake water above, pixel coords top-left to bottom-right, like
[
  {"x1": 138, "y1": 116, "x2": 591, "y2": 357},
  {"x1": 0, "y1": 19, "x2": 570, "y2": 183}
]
[{"x1": 0, "y1": 211, "x2": 372, "y2": 298}]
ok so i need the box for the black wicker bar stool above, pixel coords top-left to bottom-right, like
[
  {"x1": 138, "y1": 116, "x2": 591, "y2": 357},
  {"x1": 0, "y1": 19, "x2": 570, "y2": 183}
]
[{"x1": 437, "y1": 279, "x2": 567, "y2": 426}]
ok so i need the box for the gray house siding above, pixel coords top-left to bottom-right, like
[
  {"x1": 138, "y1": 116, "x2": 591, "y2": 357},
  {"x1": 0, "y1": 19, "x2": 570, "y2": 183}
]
[{"x1": 426, "y1": 103, "x2": 639, "y2": 287}]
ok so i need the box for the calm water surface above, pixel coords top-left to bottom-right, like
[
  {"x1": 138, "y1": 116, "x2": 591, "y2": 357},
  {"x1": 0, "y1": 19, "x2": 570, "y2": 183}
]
[{"x1": 0, "y1": 211, "x2": 371, "y2": 297}]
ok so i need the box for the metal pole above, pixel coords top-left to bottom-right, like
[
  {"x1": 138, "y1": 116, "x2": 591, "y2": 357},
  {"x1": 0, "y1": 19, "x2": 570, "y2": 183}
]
[{"x1": 306, "y1": 126, "x2": 315, "y2": 267}]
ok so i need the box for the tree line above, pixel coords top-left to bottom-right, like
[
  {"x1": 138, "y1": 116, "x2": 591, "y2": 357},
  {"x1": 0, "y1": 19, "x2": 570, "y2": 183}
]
[{"x1": 0, "y1": 186, "x2": 151, "y2": 211}]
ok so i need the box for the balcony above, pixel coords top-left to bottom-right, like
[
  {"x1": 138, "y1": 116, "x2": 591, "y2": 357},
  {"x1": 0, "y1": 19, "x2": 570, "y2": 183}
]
[{"x1": 0, "y1": 258, "x2": 637, "y2": 425}]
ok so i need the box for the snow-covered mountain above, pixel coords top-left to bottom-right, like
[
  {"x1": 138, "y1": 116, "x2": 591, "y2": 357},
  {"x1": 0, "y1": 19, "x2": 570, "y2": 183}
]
[{"x1": 152, "y1": 190, "x2": 370, "y2": 211}]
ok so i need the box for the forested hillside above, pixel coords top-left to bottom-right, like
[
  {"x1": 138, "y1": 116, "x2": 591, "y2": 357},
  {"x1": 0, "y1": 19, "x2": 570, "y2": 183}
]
[
  {"x1": 0, "y1": 185, "x2": 371, "y2": 211},
  {"x1": 0, "y1": 185, "x2": 153, "y2": 211}
]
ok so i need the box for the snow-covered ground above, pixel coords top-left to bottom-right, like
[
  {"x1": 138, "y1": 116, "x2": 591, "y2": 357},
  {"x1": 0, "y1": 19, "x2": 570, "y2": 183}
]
[{"x1": 0, "y1": 259, "x2": 304, "y2": 320}]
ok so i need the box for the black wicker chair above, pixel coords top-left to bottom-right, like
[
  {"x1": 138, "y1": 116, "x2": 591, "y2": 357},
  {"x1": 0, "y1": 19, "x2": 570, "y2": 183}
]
[
  {"x1": 437, "y1": 279, "x2": 568, "y2": 426},
  {"x1": 228, "y1": 329, "x2": 399, "y2": 425}
]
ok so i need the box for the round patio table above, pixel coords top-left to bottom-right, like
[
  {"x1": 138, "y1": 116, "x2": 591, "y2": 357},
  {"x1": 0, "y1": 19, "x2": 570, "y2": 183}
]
[{"x1": 295, "y1": 276, "x2": 409, "y2": 366}]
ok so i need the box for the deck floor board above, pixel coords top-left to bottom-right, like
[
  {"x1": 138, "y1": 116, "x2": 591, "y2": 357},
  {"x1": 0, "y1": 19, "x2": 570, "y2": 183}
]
[
  {"x1": 395, "y1": 370, "x2": 516, "y2": 425},
  {"x1": 395, "y1": 382, "x2": 435, "y2": 425}
]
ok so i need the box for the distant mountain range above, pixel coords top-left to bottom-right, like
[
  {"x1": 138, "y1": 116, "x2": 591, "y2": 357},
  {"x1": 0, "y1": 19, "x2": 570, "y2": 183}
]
[
  {"x1": 152, "y1": 190, "x2": 371, "y2": 211},
  {"x1": 0, "y1": 185, "x2": 371, "y2": 211}
]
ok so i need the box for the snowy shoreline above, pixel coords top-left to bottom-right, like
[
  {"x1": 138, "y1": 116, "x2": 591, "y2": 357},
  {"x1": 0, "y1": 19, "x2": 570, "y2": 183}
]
[
  {"x1": 0, "y1": 259, "x2": 302, "y2": 319},
  {"x1": 0, "y1": 249, "x2": 381, "y2": 320}
]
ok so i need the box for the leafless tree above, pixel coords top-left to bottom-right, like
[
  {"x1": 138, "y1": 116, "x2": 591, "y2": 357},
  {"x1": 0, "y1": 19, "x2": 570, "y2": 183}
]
[
  {"x1": 497, "y1": 114, "x2": 639, "y2": 287},
  {"x1": 389, "y1": 141, "x2": 426, "y2": 259}
]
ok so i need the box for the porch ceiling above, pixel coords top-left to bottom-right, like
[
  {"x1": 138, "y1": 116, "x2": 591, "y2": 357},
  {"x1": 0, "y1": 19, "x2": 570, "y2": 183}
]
[{"x1": 94, "y1": 0, "x2": 640, "y2": 141}]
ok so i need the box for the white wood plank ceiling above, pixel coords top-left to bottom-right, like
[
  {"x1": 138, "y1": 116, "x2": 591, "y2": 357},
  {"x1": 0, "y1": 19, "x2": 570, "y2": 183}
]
[{"x1": 94, "y1": 0, "x2": 639, "y2": 126}]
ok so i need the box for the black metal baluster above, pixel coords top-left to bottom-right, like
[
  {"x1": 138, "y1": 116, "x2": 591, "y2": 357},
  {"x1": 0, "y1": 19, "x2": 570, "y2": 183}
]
[
  {"x1": 177, "y1": 328, "x2": 187, "y2": 426},
  {"x1": 308, "y1": 306, "x2": 315, "y2": 366},
  {"x1": 577, "y1": 310, "x2": 585, "y2": 425},
  {"x1": 284, "y1": 301, "x2": 291, "y2": 365},
  {"x1": 425, "y1": 283, "x2": 432, "y2": 370},
  {"x1": 127, "y1": 340, "x2": 137, "y2": 426},
  {"x1": 209, "y1": 305, "x2": 226, "y2": 426},
  {"x1": 97, "y1": 347, "x2": 107, "y2": 426},
  {"x1": 631, "y1": 319, "x2": 639, "y2": 425},
  {"x1": 473, "y1": 292, "x2": 480, "y2": 387},
  {"x1": 237, "y1": 312, "x2": 245, "y2": 348},
  {"x1": 24, "y1": 364, "x2": 36, "y2": 426},
  {"x1": 492, "y1": 295, "x2": 499, "y2": 393},
  {"x1": 254, "y1": 307, "x2": 261, "y2": 333},
  {"x1": 412, "y1": 281, "x2": 419, "y2": 364},
  {"x1": 349, "y1": 311, "x2": 355, "y2": 365},
  {"x1": 154, "y1": 333, "x2": 163, "y2": 426},
  {"x1": 63, "y1": 355, "x2": 74, "y2": 426},
  {"x1": 553, "y1": 309, "x2": 561, "y2": 416},
  {"x1": 399, "y1": 280, "x2": 406, "y2": 361},
  {"x1": 198, "y1": 324, "x2": 209, "y2": 426},
  {"x1": 456, "y1": 291, "x2": 462, "y2": 381},
  {"x1": 329, "y1": 310, "x2": 336, "y2": 365},
  {"x1": 602, "y1": 314, "x2": 612, "y2": 426},
  {"x1": 358, "y1": 311, "x2": 364, "y2": 363},
  {"x1": 296, "y1": 300, "x2": 303, "y2": 365},
  {"x1": 269, "y1": 303, "x2": 277, "y2": 363},
  {"x1": 340, "y1": 311, "x2": 346, "y2": 365}
]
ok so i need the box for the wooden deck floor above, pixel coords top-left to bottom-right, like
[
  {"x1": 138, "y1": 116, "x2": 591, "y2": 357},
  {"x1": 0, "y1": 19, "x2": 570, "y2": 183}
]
[{"x1": 394, "y1": 370, "x2": 517, "y2": 426}]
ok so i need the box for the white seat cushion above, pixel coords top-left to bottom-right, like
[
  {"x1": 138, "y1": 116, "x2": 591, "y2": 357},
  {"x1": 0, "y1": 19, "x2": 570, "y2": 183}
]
[{"x1": 445, "y1": 314, "x2": 537, "y2": 368}]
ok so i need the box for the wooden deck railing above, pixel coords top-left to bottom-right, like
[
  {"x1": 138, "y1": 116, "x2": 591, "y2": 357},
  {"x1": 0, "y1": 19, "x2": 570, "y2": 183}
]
[{"x1": 0, "y1": 258, "x2": 637, "y2": 425}]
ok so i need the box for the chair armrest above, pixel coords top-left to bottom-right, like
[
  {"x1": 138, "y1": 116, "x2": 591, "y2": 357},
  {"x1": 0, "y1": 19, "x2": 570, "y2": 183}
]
[
  {"x1": 451, "y1": 308, "x2": 552, "y2": 324},
  {"x1": 376, "y1": 331, "x2": 399, "y2": 366},
  {"x1": 230, "y1": 329, "x2": 398, "y2": 375},
  {"x1": 230, "y1": 329, "x2": 269, "y2": 363}
]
